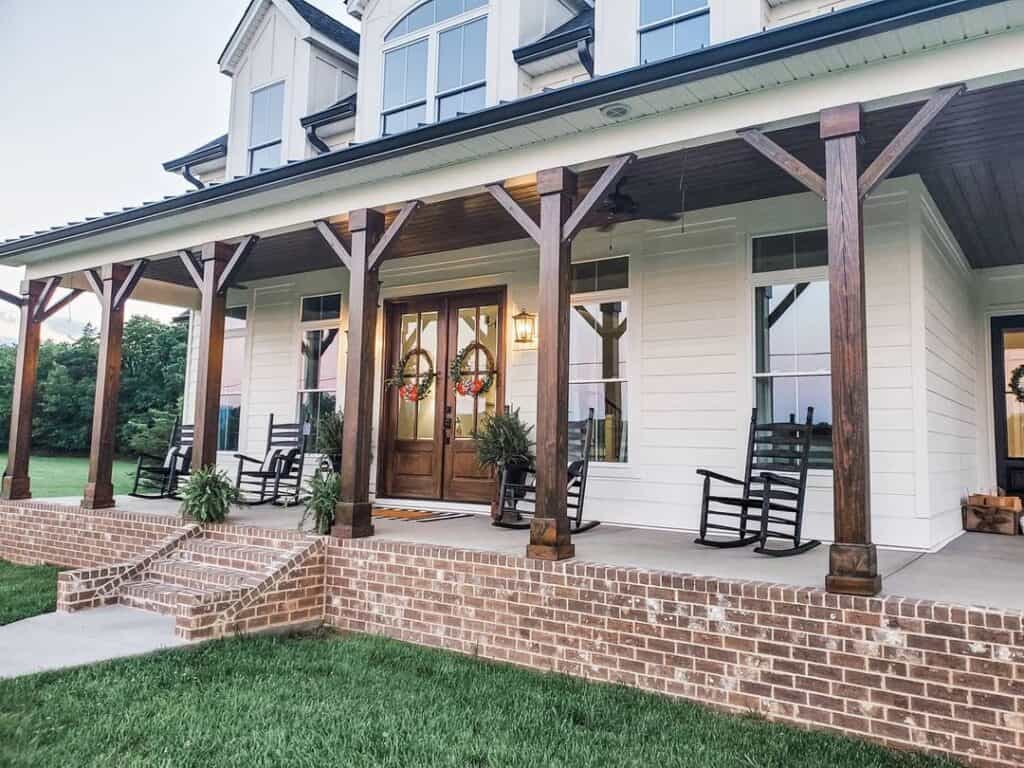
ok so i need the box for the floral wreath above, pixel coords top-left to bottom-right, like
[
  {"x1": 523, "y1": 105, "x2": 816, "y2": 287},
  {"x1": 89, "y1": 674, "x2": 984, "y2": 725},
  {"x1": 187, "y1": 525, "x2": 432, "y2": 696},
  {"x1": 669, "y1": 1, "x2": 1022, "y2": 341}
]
[
  {"x1": 450, "y1": 342, "x2": 497, "y2": 398},
  {"x1": 1011, "y1": 365, "x2": 1024, "y2": 403},
  {"x1": 385, "y1": 348, "x2": 436, "y2": 403}
]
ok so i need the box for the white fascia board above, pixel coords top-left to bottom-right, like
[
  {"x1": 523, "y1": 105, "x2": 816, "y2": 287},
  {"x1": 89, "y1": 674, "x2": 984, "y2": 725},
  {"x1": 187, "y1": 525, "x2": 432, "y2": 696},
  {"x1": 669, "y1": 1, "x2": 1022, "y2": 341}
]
[
  {"x1": 20, "y1": 27, "x2": 1024, "y2": 277},
  {"x1": 220, "y1": 0, "x2": 314, "y2": 76},
  {"x1": 307, "y1": 33, "x2": 359, "y2": 66}
]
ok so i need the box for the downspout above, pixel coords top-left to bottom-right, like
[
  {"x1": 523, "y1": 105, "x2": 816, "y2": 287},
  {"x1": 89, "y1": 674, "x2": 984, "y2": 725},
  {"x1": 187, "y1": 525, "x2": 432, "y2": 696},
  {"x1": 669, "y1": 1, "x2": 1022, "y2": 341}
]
[
  {"x1": 306, "y1": 124, "x2": 331, "y2": 155},
  {"x1": 577, "y1": 39, "x2": 595, "y2": 77},
  {"x1": 181, "y1": 165, "x2": 205, "y2": 191}
]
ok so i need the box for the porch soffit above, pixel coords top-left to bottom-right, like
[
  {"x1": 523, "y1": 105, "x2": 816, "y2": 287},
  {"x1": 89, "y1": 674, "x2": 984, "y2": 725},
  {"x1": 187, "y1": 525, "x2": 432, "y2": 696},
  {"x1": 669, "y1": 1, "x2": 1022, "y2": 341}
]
[{"x1": 4, "y1": 0, "x2": 1024, "y2": 271}]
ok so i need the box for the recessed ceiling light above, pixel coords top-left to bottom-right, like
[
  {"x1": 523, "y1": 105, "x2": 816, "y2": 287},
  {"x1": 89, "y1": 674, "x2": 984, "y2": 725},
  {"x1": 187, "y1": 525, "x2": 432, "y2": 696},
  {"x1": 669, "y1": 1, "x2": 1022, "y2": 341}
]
[{"x1": 600, "y1": 103, "x2": 632, "y2": 120}]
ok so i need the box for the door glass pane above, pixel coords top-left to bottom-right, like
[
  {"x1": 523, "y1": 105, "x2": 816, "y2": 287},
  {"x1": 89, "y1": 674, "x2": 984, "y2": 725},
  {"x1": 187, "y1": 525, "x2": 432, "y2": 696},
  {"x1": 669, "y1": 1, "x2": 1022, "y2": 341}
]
[
  {"x1": 398, "y1": 399, "x2": 416, "y2": 440},
  {"x1": 417, "y1": 312, "x2": 438, "y2": 440},
  {"x1": 1004, "y1": 330, "x2": 1024, "y2": 458}
]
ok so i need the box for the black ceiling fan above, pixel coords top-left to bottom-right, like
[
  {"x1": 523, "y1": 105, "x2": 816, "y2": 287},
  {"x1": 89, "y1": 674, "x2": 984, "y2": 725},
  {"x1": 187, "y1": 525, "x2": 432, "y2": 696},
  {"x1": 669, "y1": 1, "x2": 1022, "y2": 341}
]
[{"x1": 596, "y1": 177, "x2": 682, "y2": 233}]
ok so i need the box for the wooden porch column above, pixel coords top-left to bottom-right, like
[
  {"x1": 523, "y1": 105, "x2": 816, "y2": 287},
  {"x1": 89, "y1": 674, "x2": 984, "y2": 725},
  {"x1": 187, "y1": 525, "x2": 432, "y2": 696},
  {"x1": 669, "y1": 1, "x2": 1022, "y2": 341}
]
[
  {"x1": 821, "y1": 104, "x2": 880, "y2": 596},
  {"x1": 191, "y1": 242, "x2": 234, "y2": 470},
  {"x1": 530, "y1": 167, "x2": 578, "y2": 561},
  {"x1": 82, "y1": 265, "x2": 132, "y2": 509},
  {"x1": 334, "y1": 209, "x2": 385, "y2": 539},
  {"x1": 1, "y1": 281, "x2": 45, "y2": 500}
]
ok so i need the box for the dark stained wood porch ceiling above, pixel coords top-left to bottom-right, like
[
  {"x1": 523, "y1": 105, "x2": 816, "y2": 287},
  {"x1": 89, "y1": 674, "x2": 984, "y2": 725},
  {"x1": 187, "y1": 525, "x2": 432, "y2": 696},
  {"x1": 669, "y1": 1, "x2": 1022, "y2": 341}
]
[{"x1": 144, "y1": 80, "x2": 1024, "y2": 289}]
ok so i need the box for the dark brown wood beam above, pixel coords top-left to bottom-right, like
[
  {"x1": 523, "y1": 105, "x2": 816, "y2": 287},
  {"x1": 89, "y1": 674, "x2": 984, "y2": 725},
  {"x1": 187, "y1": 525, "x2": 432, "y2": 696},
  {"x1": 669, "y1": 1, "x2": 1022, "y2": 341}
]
[
  {"x1": 484, "y1": 184, "x2": 542, "y2": 245},
  {"x1": 562, "y1": 154, "x2": 636, "y2": 243},
  {"x1": 314, "y1": 220, "x2": 352, "y2": 270},
  {"x1": 738, "y1": 128, "x2": 827, "y2": 199},
  {"x1": 529, "y1": 167, "x2": 577, "y2": 562},
  {"x1": 821, "y1": 104, "x2": 881, "y2": 597},
  {"x1": 33, "y1": 277, "x2": 61, "y2": 323},
  {"x1": 368, "y1": 201, "x2": 421, "y2": 271},
  {"x1": 113, "y1": 260, "x2": 148, "y2": 311},
  {"x1": 1, "y1": 281, "x2": 45, "y2": 501},
  {"x1": 36, "y1": 289, "x2": 84, "y2": 322},
  {"x1": 191, "y1": 242, "x2": 233, "y2": 470},
  {"x1": 82, "y1": 265, "x2": 131, "y2": 509},
  {"x1": 0, "y1": 289, "x2": 25, "y2": 307},
  {"x1": 859, "y1": 85, "x2": 964, "y2": 199},
  {"x1": 334, "y1": 209, "x2": 385, "y2": 539},
  {"x1": 178, "y1": 250, "x2": 204, "y2": 290},
  {"x1": 216, "y1": 236, "x2": 259, "y2": 294}
]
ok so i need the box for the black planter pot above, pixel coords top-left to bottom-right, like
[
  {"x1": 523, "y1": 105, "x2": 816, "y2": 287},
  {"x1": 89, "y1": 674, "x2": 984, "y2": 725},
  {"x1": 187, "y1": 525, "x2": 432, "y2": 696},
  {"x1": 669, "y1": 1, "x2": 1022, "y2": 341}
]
[{"x1": 492, "y1": 459, "x2": 532, "y2": 524}]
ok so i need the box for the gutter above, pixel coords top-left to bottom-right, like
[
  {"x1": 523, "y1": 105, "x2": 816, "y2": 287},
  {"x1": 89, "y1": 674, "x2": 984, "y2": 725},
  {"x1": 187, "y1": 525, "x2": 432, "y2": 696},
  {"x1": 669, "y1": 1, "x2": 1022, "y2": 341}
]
[
  {"x1": 0, "y1": 0, "x2": 1008, "y2": 260},
  {"x1": 513, "y1": 24, "x2": 594, "y2": 68},
  {"x1": 300, "y1": 96, "x2": 357, "y2": 156}
]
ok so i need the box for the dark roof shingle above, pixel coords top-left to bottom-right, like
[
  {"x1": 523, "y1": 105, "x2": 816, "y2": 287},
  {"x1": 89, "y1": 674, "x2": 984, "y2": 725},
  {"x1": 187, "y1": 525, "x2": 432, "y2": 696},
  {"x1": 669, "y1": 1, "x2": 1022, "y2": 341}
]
[{"x1": 285, "y1": 0, "x2": 360, "y2": 54}]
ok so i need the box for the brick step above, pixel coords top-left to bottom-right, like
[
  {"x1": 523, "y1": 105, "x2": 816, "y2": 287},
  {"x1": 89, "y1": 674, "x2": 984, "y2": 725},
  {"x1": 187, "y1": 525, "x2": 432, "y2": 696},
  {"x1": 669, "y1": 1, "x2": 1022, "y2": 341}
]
[
  {"x1": 149, "y1": 559, "x2": 266, "y2": 591},
  {"x1": 118, "y1": 579, "x2": 208, "y2": 616},
  {"x1": 200, "y1": 526, "x2": 316, "y2": 551},
  {"x1": 175, "y1": 538, "x2": 287, "y2": 572}
]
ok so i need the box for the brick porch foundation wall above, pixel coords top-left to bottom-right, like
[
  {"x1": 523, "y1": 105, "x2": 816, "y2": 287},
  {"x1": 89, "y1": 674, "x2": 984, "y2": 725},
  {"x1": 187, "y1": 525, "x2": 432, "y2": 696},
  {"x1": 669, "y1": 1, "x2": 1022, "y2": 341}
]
[
  {"x1": 325, "y1": 539, "x2": 1024, "y2": 768},
  {"x1": 0, "y1": 501, "x2": 187, "y2": 569}
]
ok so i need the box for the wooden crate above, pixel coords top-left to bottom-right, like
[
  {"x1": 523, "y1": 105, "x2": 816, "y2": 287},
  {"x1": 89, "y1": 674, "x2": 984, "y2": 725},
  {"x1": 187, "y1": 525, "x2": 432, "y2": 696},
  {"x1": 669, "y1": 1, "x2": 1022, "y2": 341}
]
[
  {"x1": 967, "y1": 493, "x2": 1022, "y2": 512},
  {"x1": 962, "y1": 504, "x2": 1022, "y2": 535}
]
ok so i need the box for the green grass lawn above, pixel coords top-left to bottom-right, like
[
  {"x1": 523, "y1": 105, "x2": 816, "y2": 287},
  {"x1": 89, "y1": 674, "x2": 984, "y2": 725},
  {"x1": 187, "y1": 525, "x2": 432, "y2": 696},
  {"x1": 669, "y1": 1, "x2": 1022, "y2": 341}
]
[
  {"x1": 0, "y1": 454, "x2": 137, "y2": 498},
  {"x1": 0, "y1": 634, "x2": 954, "y2": 768},
  {"x1": 0, "y1": 559, "x2": 61, "y2": 625}
]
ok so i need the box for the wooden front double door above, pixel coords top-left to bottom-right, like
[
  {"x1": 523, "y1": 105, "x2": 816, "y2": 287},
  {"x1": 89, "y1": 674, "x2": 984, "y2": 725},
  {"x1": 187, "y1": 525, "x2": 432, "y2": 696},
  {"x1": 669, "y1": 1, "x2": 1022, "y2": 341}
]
[{"x1": 379, "y1": 288, "x2": 505, "y2": 503}]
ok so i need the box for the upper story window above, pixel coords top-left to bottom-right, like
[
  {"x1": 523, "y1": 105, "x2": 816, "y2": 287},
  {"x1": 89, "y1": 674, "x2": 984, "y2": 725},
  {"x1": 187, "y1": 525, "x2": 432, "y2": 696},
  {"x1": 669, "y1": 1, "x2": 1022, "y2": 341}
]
[
  {"x1": 639, "y1": 0, "x2": 710, "y2": 64},
  {"x1": 382, "y1": 1, "x2": 488, "y2": 136},
  {"x1": 249, "y1": 82, "x2": 284, "y2": 173}
]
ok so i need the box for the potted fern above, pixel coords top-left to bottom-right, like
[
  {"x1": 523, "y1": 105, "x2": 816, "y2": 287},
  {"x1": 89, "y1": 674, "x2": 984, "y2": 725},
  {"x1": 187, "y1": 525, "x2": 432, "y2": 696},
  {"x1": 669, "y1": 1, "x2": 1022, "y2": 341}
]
[
  {"x1": 475, "y1": 408, "x2": 535, "y2": 522},
  {"x1": 179, "y1": 465, "x2": 239, "y2": 524},
  {"x1": 316, "y1": 411, "x2": 344, "y2": 473},
  {"x1": 300, "y1": 469, "x2": 340, "y2": 535}
]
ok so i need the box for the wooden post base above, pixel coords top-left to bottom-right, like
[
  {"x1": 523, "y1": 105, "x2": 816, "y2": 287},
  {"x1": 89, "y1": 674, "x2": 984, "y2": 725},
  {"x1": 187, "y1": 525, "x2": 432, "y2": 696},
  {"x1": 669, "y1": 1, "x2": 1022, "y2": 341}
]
[
  {"x1": 1, "y1": 476, "x2": 31, "y2": 501},
  {"x1": 826, "y1": 543, "x2": 882, "y2": 596},
  {"x1": 332, "y1": 501, "x2": 375, "y2": 539},
  {"x1": 81, "y1": 483, "x2": 116, "y2": 510},
  {"x1": 527, "y1": 518, "x2": 575, "y2": 561}
]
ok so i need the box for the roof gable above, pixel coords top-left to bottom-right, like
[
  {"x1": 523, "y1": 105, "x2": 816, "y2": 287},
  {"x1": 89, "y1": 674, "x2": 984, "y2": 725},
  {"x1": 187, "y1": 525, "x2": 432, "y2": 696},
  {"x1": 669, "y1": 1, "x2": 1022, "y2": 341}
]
[{"x1": 219, "y1": 0, "x2": 359, "y2": 76}]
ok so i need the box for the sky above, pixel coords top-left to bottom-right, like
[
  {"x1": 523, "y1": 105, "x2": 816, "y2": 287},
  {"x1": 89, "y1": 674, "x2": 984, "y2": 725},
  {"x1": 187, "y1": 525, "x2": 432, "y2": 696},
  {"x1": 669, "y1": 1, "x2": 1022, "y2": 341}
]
[{"x1": 0, "y1": 0, "x2": 358, "y2": 342}]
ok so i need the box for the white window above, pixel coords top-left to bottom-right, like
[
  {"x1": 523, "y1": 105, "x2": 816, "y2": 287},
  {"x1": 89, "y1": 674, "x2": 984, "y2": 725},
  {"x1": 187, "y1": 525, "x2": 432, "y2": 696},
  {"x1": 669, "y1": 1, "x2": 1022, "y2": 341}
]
[
  {"x1": 639, "y1": 0, "x2": 709, "y2": 64},
  {"x1": 569, "y1": 256, "x2": 630, "y2": 463},
  {"x1": 249, "y1": 82, "x2": 285, "y2": 173},
  {"x1": 752, "y1": 230, "x2": 833, "y2": 469},
  {"x1": 298, "y1": 294, "x2": 342, "y2": 452},
  {"x1": 382, "y1": 0, "x2": 488, "y2": 135},
  {"x1": 218, "y1": 306, "x2": 247, "y2": 452}
]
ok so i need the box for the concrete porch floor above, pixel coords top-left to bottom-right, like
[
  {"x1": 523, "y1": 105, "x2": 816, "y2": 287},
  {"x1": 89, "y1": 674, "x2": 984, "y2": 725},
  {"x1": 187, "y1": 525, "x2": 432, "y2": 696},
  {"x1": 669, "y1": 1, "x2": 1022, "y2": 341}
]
[{"x1": 46, "y1": 494, "x2": 1024, "y2": 613}]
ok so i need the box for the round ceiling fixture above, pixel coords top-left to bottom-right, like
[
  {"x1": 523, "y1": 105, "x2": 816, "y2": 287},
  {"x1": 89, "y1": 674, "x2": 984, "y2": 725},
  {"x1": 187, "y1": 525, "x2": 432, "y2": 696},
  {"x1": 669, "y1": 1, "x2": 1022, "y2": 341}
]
[{"x1": 600, "y1": 102, "x2": 632, "y2": 120}]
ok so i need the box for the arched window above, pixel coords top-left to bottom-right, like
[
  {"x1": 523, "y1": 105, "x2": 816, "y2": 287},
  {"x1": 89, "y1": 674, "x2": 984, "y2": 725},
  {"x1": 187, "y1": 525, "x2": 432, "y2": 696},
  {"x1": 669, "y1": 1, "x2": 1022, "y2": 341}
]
[{"x1": 382, "y1": 0, "x2": 488, "y2": 135}]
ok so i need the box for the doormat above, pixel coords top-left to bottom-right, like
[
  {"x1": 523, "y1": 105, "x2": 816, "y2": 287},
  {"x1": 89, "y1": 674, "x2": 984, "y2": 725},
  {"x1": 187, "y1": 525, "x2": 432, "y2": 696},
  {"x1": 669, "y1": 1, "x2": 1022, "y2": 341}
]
[{"x1": 372, "y1": 507, "x2": 474, "y2": 523}]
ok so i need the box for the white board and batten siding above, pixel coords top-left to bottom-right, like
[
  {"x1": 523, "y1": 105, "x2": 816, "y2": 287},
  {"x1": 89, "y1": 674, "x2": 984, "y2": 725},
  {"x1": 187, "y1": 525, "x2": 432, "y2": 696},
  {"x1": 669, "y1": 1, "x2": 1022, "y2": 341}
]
[{"x1": 181, "y1": 178, "x2": 982, "y2": 551}]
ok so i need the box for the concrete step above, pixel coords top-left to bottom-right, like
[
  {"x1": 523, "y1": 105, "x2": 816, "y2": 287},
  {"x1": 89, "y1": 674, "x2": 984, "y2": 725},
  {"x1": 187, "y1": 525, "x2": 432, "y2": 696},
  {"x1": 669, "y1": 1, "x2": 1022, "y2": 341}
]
[
  {"x1": 174, "y1": 538, "x2": 286, "y2": 573},
  {"x1": 148, "y1": 560, "x2": 265, "y2": 591},
  {"x1": 118, "y1": 579, "x2": 207, "y2": 616}
]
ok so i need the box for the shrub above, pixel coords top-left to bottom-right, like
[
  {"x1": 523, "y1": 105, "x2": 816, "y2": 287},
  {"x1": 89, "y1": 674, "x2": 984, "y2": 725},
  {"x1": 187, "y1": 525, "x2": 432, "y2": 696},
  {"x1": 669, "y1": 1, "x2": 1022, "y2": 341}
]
[
  {"x1": 179, "y1": 466, "x2": 239, "y2": 524},
  {"x1": 301, "y1": 470, "x2": 340, "y2": 535},
  {"x1": 123, "y1": 406, "x2": 179, "y2": 458},
  {"x1": 316, "y1": 411, "x2": 344, "y2": 471},
  {"x1": 475, "y1": 408, "x2": 535, "y2": 471}
]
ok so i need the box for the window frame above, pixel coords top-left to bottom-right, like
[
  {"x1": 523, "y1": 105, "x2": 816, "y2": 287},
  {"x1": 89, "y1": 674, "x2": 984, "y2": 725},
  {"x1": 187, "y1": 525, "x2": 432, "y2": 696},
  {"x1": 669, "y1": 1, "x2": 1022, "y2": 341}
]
[
  {"x1": 248, "y1": 80, "x2": 286, "y2": 174},
  {"x1": 296, "y1": 292, "x2": 343, "y2": 452},
  {"x1": 637, "y1": 0, "x2": 710, "y2": 65},
  {"x1": 381, "y1": 4, "x2": 488, "y2": 135},
  {"x1": 748, "y1": 227, "x2": 832, "y2": 474},
  {"x1": 569, "y1": 254, "x2": 634, "y2": 468}
]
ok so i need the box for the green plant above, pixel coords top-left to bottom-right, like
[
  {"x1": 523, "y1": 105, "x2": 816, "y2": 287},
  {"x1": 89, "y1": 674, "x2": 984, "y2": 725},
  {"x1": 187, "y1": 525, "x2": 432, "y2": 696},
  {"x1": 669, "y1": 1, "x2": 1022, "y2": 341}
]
[
  {"x1": 475, "y1": 408, "x2": 535, "y2": 471},
  {"x1": 315, "y1": 411, "x2": 344, "y2": 471},
  {"x1": 123, "y1": 406, "x2": 179, "y2": 458},
  {"x1": 179, "y1": 466, "x2": 239, "y2": 523},
  {"x1": 300, "y1": 469, "x2": 340, "y2": 535}
]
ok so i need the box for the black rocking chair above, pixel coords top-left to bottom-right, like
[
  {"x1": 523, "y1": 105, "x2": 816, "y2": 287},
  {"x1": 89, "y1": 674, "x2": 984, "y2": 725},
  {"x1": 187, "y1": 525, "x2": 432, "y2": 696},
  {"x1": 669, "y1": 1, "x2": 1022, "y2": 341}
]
[
  {"x1": 494, "y1": 408, "x2": 600, "y2": 534},
  {"x1": 694, "y1": 407, "x2": 820, "y2": 557},
  {"x1": 234, "y1": 414, "x2": 306, "y2": 506},
  {"x1": 130, "y1": 419, "x2": 194, "y2": 500}
]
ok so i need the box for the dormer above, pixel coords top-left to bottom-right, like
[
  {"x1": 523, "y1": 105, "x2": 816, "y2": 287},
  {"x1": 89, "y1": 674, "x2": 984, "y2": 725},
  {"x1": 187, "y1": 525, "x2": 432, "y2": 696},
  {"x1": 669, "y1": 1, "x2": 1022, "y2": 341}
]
[{"x1": 217, "y1": 0, "x2": 359, "y2": 179}]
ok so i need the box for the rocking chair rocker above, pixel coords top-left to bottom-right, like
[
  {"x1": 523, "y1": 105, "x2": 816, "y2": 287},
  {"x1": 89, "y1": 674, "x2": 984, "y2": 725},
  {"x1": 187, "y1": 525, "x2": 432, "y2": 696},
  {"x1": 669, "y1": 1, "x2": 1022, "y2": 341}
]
[
  {"x1": 494, "y1": 408, "x2": 600, "y2": 534},
  {"x1": 233, "y1": 414, "x2": 306, "y2": 506},
  {"x1": 694, "y1": 407, "x2": 820, "y2": 557},
  {"x1": 130, "y1": 419, "x2": 194, "y2": 500}
]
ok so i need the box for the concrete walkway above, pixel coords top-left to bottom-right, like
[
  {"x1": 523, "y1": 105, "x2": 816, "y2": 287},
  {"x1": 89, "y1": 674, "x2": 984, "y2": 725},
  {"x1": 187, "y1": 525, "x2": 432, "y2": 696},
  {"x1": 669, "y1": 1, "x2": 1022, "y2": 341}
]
[{"x1": 0, "y1": 605, "x2": 185, "y2": 679}]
